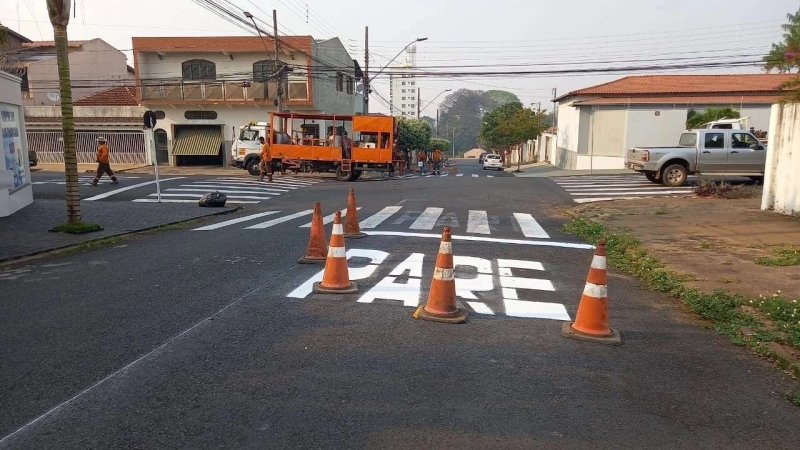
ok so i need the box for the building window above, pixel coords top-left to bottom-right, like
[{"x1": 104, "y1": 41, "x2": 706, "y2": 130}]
[
  {"x1": 336, "y1": 73, "x2": 344, "y2": 92},
  {"x1": 401, "y1": 89, "x2": 406, "y2": 93},
  {"x1": 410, "y1": 81, "x2": 416, "y2": 85},
  {"x1": 410, "y1": 96, "x2": 415, "y2": 100},
  {"x1": 410, "y1": 111, "x2": 415, "y2": 116},
  {"x1": 401, "y1": 104, "x2": 406, "y2": 108},
  {"x1": 346, "y1": 76, "x2": 354, "y2": 95},
  {"x1": 184, "y1": 110, "x2": 218, "y2": 120},
  {"x1": 181, "y1": 59, "x2": 216, "y2": 81},
  {"x1": 401, "y1": 81, "x2": 406, "y2": 85},
  {"x1": 402, "y1": 97, "x2": 406, "y2": 100},
  {"x1": 154, "y1": 110, "x2": 166, "y2": 119},
  {"x1": 288, "y1": 68, "x2": 309, "y2": 100},
  {"x1": 253, "y1": 60, "x2": 276, "y2": 82}
]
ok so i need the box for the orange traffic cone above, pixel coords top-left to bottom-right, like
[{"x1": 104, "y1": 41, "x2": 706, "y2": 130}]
[
  {"x1": 561, "y1": 239, "x2": 621, "y2": 345},
  {"x1": 344, "y1": 189, "x2": 366, "y2": 239},
  {"x1": 312, "y1": 211, "x2": 358, "y2": 294},
  {"x1": 413, "y1": 227, "x2": 468, "y2": 324},
  {"x1": 298, "y1": 202, "x2": 328, "y2": 264}
]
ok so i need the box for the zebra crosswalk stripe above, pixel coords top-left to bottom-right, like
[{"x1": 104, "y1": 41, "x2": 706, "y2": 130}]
[
  {"x1": 299, "y1": 208, "x2": 355, "y2": 228},
  {"x1": 150, "y1": 193, "x2": 272, "y2": 200},
  {"x1": 245, "y1": 209, "x2": 314, "y2": 229},
  {"x1": 467, "y1": 210, "x2": 490, "y2": 234},
  {"x1": 193, "y1": 211, "x2": 281, "y2": 231},
  {"x1": 165, "y1": 188, "x2": 282, "y2": 196},
  {"x1": 186, "y1": 184, "x2": 290, "y2": 193},
  {"x1": 409, "y1": 207, "x2": 443, "y2": 230},
  {"x1": 512, "y1": 213, "x2": 550, "y2": 239},
  {"x1": 360, "y1": 206, "x2": 402, "y2": 229},
  {"x1": 471, "y1": 174, "x2": 478, "y2": 178}
]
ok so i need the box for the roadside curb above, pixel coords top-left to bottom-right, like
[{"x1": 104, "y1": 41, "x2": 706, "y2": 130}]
[{"x1": 0, "y1": 206, "x2": 242, "y2": 266}]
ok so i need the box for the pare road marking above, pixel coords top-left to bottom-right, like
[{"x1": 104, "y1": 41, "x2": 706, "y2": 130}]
[{"x1": 288, "y1": 249, "x2": 571, "y2": 321}]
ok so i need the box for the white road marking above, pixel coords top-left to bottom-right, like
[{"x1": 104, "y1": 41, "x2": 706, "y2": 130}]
[
  {"x1": 500, "y1": 276, "x2": 555, "y2": 291},
  {"x1": 299, "y1": 208, "x2": 353, "y2": 228},
  {"x1": 440, "y1": 173, "x2": 449, "y2": 177},
  {"x1": 568, "y1": 190, "x2": 692, "y2": 196},
  {"x1": 149, "y1": 193, "x2": 271, "y2": 201},
  {"x1": 363, "y1": 231, "x2": 594, "y2": 249},
  {"x1": 192, "y1": 211, "x2": 280, "y2": 231},
  {"x1": 564, "y1": 187, "x2": 693, "y2": 192},
  {"x1": 487, "y1": 175, "x2": 494, "y2": 178},
  {"x1": 209, "y1": 179, "x2": 298, "y2": 189},
  {"x1": 471, "y1": 174, "x2": 479, "y2": 178},
  {"x1": 456, "y1": 174, "x2": 464, "y2": 177},
  {"x1": 245, "y1": 209, "x2": 314, "y2": 229},
  {"x1": 357, "y1": 276, "x2": 421, "y2": 307},
  {"x1": 425, "y1": 175, "x2": 434, "y2": 178},
  {"x1": 410, "y1": 207, "x2": 444, "y2": 230},
  {"x1": 185, "y1": 184, "x2": 289, "y2": 193},
  {"x1": 84, "y1": 177, "x2": 185, "y2": 201},
  {"x1": 467, "y1": 302, "x2": 495, "y2": 315},
  {"x1": 498, "y1": 259, "x2": 545, "y2": 272},
  {"x1": 213, "y1": 177, "x2": 316, "y2": 185},
  {"x1": 360, "y1": 206, "x2": 403, "y2": 229},
  {"x1": 288, "y1": 249, "x2": 387, "y2": 298},
  {"x1": 573, "y1": 197, "x2": 643, "y2": 204},
  {"x1": 132, "y1": 199, "x2": 259, "y2": 204},
  {"x1": 453, "y1": 256, "x2": 493, "y2": 300},
  {"x1": 512, "y1": 213, "x2": 550, "y2": 239},
  {"x1": 503, "y1": 300, "x2": 571, "y2": 320},
  {"x1": 466, "y1": 210, "x2": 490, "y2": 235},
  {"x1": 557, "y1": 183, "x2": 659, "y2": 188},
  {"x1": 165, "y1": 188, "x2": 282, "y2": 196},
  {"x1": 390, "y1": 253, "x2": 425, "y2": 278}
]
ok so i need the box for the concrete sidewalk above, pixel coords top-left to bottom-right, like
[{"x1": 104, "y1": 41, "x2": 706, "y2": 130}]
[
  {"x1": 0, "y1": 200, "x2": 237, "y2": 262},
  {"x1": 512, "y1": 162, "x2": 635, "y2": 178}
]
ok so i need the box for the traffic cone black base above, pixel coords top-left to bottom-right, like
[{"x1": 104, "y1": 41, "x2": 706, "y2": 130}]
[
  {"x1": 412, "y1": 305, "x2": 468, "y2": 324},
  {"x1": 312, "y1": 281, "x2": 358, "y2": 294},
  {"x1": 561, "y1": 322, "x2": 621, "y2": 346},
  {"x1": 344, "y1": 232, "x2": 367, "y2": 239}
]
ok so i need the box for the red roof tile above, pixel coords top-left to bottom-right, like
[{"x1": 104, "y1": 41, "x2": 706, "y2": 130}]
[
  {"x1": 74, "y1": 86, "x2": 140, "y2": 106},
  {"x1": 561, "y1": 74, "x2": 797, "y2": 98},
  {"x1": 573, "y1": 94, "x2": 782, "y2": 106},
  {"x1": 132, "y1": 36, "x2": 313, "y2": 54}
]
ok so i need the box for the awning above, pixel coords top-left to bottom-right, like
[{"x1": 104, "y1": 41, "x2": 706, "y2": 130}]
[{"x1": 172, "y1": 126, "x2": 222, "y2": 156}]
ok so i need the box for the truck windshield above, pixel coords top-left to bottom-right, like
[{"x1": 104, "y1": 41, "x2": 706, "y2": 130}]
[
  {"x1": 678, "y1": 133, "x2": 697, "y2": 147},
  {"x1": 239, "y1": 129, "x2": 260, "y2": 141}
]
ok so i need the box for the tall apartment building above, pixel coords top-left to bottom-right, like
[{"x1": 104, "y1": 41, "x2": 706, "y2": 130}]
[{"x1": 389, "y1": 45, "x2": 418, "y2": 117}]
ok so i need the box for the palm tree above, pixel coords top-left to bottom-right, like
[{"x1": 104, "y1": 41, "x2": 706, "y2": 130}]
[{"x1": 47, "y1": 0, "x2": 81, "y2": 224}]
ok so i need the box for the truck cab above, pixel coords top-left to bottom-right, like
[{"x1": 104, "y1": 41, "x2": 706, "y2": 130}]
[{"x1": 230, "y1": 122, "x2": 269, "y2": 176}]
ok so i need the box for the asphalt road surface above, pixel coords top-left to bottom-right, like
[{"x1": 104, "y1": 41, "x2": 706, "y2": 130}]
[{"x1": 2, "y1": 170, "x2": 798, "y2": 449}]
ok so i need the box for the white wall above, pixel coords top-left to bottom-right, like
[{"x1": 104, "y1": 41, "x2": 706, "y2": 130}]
[
  {"x1": 0, "y1": 71, "x2": 33, "y2": 217},
  {"x1": 762, "y1": 103, "x2": 800, "y2": 216},
  {"x1": 740, "y1": 106, "x2": 772, "y2": 132},
  {"x1": 588, "y1": 107, "x2": 627, "y2": 157},
  {"x1": 625, "y1": 107, "x2": 688, "y2": 150}
]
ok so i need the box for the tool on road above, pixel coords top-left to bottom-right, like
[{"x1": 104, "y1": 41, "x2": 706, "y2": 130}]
[
  {"x1": 298, "y1": 202, "x2": 328, "y2": 264},
  {"x1": 344, "y1": 189, "x2": 367, "y2": 239},
  {"x1": 413, "y1": 226, "x2": 469, "y2": 324},
  {"x1": 561, "y1": 239, "x2": 622, "y2": 345},
  {"x1": 313, "y1": 211, "x2": 358, "y2": 294}
]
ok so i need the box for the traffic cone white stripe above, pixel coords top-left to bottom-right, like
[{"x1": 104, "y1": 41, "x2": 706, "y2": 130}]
[
  {"x1": 590, "y1": 255, "x2": 607, "y2": 270},
  {"x1": 433, "y1": 267, "x2": 455, "y2": 281},
  {"x1": 583, "y1": 282, "x2": 607, "y2": 298},
  {"x1": 328, "y1": 246, "x2": 346, "y2": 258},
  {"x1": 332, "y1": 223, "x2": 344, "y2": 235},
  {"x1": 439, "y1": 241, "x2": 453, "y2": 254}
]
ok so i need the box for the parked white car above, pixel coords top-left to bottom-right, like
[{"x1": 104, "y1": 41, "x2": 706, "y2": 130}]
[{"x1": 482, "y1": 154, "x2": 503, "y2": 171}]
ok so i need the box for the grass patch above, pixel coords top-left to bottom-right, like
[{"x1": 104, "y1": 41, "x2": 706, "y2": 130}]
[
  {"x1": 50, "y1": 222, "x2": 103, "y2": 234},
  {"x1": 756, "y1": 246, "x2": 800, "y2": 267},
  {"x1": 654, "y1": 207, "x2": 669, "y2": 215},
  {"x1": 564, "y1": 216, "x2": 800, "y2": 383},
  {"x1": 693, "y1": 180, "x2": 759, "y2": 199},
  {"x1": 699, "y1": 241, "x2": 711, "y2": 249}
]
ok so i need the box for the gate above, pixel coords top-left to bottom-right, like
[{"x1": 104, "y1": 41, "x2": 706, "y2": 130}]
[{"x1": 27, "y1": 131, "x2": 147, "y2": 165}]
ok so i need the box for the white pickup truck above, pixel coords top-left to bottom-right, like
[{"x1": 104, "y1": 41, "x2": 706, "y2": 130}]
[{"x1": 625, "y1": 129, "x2": 767, "y2": 187}]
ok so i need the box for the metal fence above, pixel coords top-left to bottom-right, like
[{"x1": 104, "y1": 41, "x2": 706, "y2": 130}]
[{"x1": 27, "y1": 131, "x2": 147, "y2": 165}]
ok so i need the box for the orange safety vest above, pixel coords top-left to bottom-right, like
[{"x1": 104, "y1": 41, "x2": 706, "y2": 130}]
[
  {"x1": 260, "y1": 142, "x2": 271, "y2": 160},
  {"x1": 433, "y1": 150, "x2": 442, "y2": 162},
  {"x1": 96, "y1": 144, "x2": 109, "y2": 164}
]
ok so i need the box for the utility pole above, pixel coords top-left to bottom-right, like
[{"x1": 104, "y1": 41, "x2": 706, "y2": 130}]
[
  {"x1": 417, "y1": 87, "x2": 421, "y2": 118},
  {"x1": 273, "y1": 10, "x2": 283, "y2": 118},
  {"x1": 436, "y1": 108, "x2": 439, "y2": 137},
  {"x1": 452, "y1": 129, "x2": 456, "y2": 158},
  {"x1": 552, "y1": 87, "x2": 558, "y2": 129},
  {"x1": 363, "y1": 26, "x2": 369, "y2": 114}
]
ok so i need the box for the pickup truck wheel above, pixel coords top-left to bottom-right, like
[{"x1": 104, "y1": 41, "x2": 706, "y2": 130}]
[
  {"x1": 661, "y1": 164, "x2": 687, "y2": 187},
  {"x1": 644, "y1": 172, "x2": 659, "y2": 183},
  {"x1": 246, "y1": 158, "x2": 261, "y2": 176}
]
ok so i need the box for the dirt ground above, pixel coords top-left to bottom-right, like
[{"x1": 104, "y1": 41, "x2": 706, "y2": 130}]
[{"x1": 573, "y1": 196, "x2": 800, "y2": 301}]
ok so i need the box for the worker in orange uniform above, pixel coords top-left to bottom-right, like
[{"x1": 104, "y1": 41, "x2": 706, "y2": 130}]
[
  {"x1": 418, "y1": 150, "x2": 427, "y2": 174},
  {"x1": 258, "y1": 137, "x2": 273, "y2": 182},
  {"x1": 432, "y1": 148, "x2": 443, "y2": 173},
  {"x1": 91, "y1": 137, "x2": 118, "y2": 186}
]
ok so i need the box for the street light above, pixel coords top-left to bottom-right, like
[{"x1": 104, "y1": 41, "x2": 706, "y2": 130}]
[
  {"x1": 419, "y1": 88, "x2": 451, "y2": 115},
  {"x1": 364, "y1": 37, "x2": 427, "y2": 114}
]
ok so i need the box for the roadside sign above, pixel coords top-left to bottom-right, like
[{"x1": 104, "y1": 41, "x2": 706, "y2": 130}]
[{"x1": 143, "y1": 110, "x2": 158, "y2": 129}]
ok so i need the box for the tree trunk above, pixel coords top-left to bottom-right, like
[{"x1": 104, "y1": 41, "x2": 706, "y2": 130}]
[
  {"x1": 53, "y1": 24, "x2": 81, "y2": 224},
  {"x1": 517, "y1": 144, "x2": 522, "y2": 172}
]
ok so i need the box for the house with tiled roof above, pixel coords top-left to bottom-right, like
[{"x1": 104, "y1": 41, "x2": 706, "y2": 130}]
[
  {"x1": 8, "y1": 38, "x2": 133, "y2": 106},
  {"x1": 549, "y1": 74, "x2": 795, "y2": 170},
  {"x1": 132, "y1": 35, "x2": 362, "y2": 165}
]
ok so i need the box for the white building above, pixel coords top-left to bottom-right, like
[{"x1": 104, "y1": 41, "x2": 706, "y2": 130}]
[
  {"x1": 551, "y1": 74, "x2": 795, "y2": 170},
  {"x1": 133, "y1": 35, "x2": 362, "y2": 166},
  {"x1": 389, "y1": 46, "x2": 419, "y2": 117}
]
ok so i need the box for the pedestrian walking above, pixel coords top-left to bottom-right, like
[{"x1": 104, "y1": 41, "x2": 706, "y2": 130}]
[
  {"x1": 92, "y1": 137, "x2": 118, "y2": 186},
  {"x1": 258, "y1": 137, "x2": 273, "y2": 182}
]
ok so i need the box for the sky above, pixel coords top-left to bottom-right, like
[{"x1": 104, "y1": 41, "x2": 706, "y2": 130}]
[{"x1": 1, "y1": 0, "x2": 796, "y2": 116}]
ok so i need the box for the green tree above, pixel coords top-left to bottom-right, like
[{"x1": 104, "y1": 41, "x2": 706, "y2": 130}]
[
  {"x1": 428, "y1": 138, "x2": 451, "y2": 153},
  {"x1": 686, "y1": 107, "x2": 740, "y2": 129},
  {"x1": 420, "y1": 115, "x2": 436, "y2": 130},
  {"x1": 480, "y1": 102, "x2": 546, "y2": 171},
  {"x1": 47, "y1": 0, "x2": 82, "y2": 225},
  {"x1": 437, "y1": 89, "x2": 520, "y2": 153},
  {"x1": 396, "y1": 117, "x2": 432, "y2": 157},
  {"x1": 763, "y1": 7, "x2": 800, "y2": 101},
  {"x1": 481, "y1": 90, "x2": 521, "y2": 108}
]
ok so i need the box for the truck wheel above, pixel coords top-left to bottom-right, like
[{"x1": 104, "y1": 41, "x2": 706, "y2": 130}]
[
  {"x1": 336, "y1": 166, "x2": 352, "y2": 181},
  {"x1": 661, "y1": 164, "x2": 687, "y2": 187},
  {"x1": 644, "y1": 171, "x2": 659, "y2": 183},
  {"x1": 246, "y1": 158, "x2": 260, "y2": 176}
]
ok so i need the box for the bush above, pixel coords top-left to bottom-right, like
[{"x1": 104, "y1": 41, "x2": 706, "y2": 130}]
[{"x1": 693, "y1": 181, "x2": 758, "y2": 199}]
